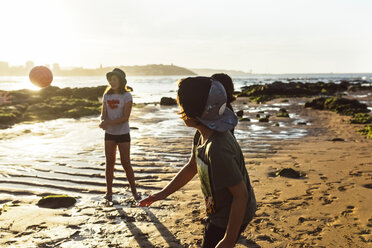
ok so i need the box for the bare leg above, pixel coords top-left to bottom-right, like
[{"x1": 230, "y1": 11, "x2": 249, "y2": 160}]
[
  {"x1": 105, "y1": 140, "x2": 117, "y2": 200},
  {"x1": 118, "y1": 142, "x2": 139, "y2": 199}
]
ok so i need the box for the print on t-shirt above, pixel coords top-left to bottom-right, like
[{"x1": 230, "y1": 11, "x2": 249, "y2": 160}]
[
  {"x1": 107, "y1": 99, "x2": 120, "y2": 109},
  {"x1": 196, "y1": 153, "x2": 215, "y2": 214}
]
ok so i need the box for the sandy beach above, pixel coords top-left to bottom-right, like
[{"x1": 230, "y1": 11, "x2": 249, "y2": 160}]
[{"x1": 0, "y1": 95, "x2": 371, "y2": 248}]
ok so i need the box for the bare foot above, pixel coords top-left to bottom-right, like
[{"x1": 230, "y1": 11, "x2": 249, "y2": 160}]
[
  {"x1": 104, "y1": 193, "x2": 112, "y2": 202},
  {"x1": 133, "y1": 192, "x2": 141, "y2": 201}
]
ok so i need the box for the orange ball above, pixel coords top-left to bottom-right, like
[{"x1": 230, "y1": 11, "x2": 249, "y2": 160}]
[{"x1": 29, "y1": 66, "x2": 53, "y2": 88}]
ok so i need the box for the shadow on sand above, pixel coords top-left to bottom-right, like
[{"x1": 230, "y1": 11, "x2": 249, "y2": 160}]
[
  {"x1": 113, "y1": 205, "x2": 260, "y2": 247},
  {"x1": 113, "y1": 205, "x2": 182, "y2": 247}
]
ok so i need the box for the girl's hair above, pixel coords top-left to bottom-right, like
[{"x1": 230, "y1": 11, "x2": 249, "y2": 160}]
[
  {"x1": 104, "y1": 75, "x2": 129, "y2": 95},
  {"x1": 211, "y1": 73, "x2": 236, "y2": 103},
  {"x1": 177, "y1": 76, "x2": 212, "y2": 120}
]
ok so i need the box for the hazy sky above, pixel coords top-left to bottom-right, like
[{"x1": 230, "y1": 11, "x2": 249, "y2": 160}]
[{"x1": 0, "y1": 0, "x2": 371, "y2": 73}]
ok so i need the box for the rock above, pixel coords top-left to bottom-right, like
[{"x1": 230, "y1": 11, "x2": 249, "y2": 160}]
[
  {"x1": 253, "y1": 95, "x2": 274, "y2": 103},
  {"x1": 347, "y1": 84, "x2": 372, "y2": 92},
  {"x1": 304, "y1": 97, "x2": 326, "y2": 109},
  {"x1": 350, "y1": 113, "x2": 372, "y2": 124},
  {"x1": 66, "y1": 106, "x2": 100, "y2": 118},
  {"x1": 236, "y1": 110, "x2": 244, "y2": 117},
  {"x1": 160, "y1": 97, "x2": 177, "y2": 106},
  {"x1": 237, "y1": 80, "x2": 372, "y2": 103},
  {"x1": 297, "y1": 122, "x2": 307, "y2": 125},
  {"x1": 236, "y1": 91, "x2": 248, "y2": 97},
  {"x1": 277, "y1": 108, "x2": 289, "y2": 117},
  {"x1": 273, "y1": 122, "x2": 280, "y2": 127},
  {"x1": 1, "y1": 86, "x2": 107, "y2": 128},
  {"x1": 358, "y1": 124, "x2": 372, "y2": 139},
  {"x1": 0, "y1": 112, "x2": 18, "y2": 124},
  {"x1": 363, "y1": 183, "x2": 372, "y2": 189},
  {"x1": 256, "y1": 113, "x2": 260, "y2": 118},
  {"x1": 40, "y1": 85, "x2": 107, "y2": 101},
  {"x1": 25, "y1": 97, "x2": 101, "y2": 120},
  {"x1": 304, "y1": 97, "x2": 370, "y2": 116},
  {"x1": 330, "y1": 138, "x2": 345, "y2": 142},
  {"x1": 298, "y1": 217, "x2": 306, "y2": 223},
  {"x1": 37, "y1": 195, "x2": 76, "y2": 209},
  {"x1": 258, "y1": 117, "x2": 269, "y2": 122},
  {"x1": 275, "y1": 168, "x2": 305, "y2": 178},
  {"x1": 239, "y1": 117, "x2": 250, "y2": 122},
  {"x1": 277, "y1": 112, "x2": 289, "y2": 117}
]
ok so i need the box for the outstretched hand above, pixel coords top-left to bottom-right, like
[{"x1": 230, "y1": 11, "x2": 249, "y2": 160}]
[{"x1": 138, "y1": 191, "x2": 165, "y2": 207}]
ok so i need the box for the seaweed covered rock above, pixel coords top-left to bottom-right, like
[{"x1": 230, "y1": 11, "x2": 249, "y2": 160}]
[
  {"x1": 39, "y1": 85, "x2": 107, "y2": 100},
  {"x1": 258, "y1": 117, "x2": 269, "y2": 122},
  {"x1": 276, "y1": 108, "x2": 289, "y2": 117},
  {"x1": 160, "y1": 97, "x2": 177, "y2": 106},
  {"x1": 305, "y1": 97, "x2": 371, "y2": 138},
  {"x1": 236, "y1": 80, "x2": 369, "y2": 103},
  {"x1": 347, "y1": 84, "x2": 372, "y2": 92},
  {"x1": 0, "y1": 106, "x2": 23, "y2": 124},
  {"x1": 37, "y1": 194, "x2": 76, "y2": 209},
  {"x1": 0, "y1": 86, "x2": 106, "y2": 128},
  {"x1": 350, "y1": 113, "x2": 372, "y2": 124},
  {"x1": 239, "y1": 117, "x2": 250, "y2": 122},
  {"x1": 358, "y1": 124, "x2": 372, "y2": 139},
  {"x1": 236, "y1": 110, "x2": 244, "y2": 117},
  {"x1": 275, "y1": 168, "x2": 305, "y2": 178},
  {"x1": 25, "y1": 97, "x2": 101, "y2": 120},
  {"x1": 304, "y1": 97, "x2": 370, "y2": 116}
]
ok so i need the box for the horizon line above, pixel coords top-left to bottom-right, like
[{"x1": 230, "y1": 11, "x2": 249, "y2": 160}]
[{"x1": 1, "y1": 61, "x2": 371, "y2": 75}]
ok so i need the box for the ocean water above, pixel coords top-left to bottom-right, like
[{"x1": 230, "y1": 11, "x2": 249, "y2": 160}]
[{"x1": 0, "y1": 73, "x2": 371, "y2": 103}]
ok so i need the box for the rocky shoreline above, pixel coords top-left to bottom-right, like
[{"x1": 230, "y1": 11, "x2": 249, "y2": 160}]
[
  {"x1": 1, "y1": 81, "x2": 371, "y2": 139},
  {"x1": 236, "y1": 80, "x2": 372, "y2": 103},
  {"x1": 0, "y1": 86, "x2": 106, "y2": 129}
]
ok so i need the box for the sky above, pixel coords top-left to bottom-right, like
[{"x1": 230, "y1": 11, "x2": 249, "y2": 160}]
[{"x1": 0, "y1": 0, "x2": 371, "y2": 73}]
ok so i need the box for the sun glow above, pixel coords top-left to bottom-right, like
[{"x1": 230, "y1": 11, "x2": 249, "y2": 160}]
[
  {"x1": 21, "y1": 79, "x2": 43, "y2": 91},
  {"x1": 0, "y1": 0, "x2": 74, "y2": 66},
  {"x1": 0, "y1": 0, "x2": 371, "y2": 73}
]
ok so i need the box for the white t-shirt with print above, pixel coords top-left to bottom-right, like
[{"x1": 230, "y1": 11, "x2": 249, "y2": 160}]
[{"x1": 103, "y1": 92, "x2": 132, "y2": 135}]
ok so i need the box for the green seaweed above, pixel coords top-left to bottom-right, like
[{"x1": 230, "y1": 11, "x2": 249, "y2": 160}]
[
  {"x1": 237, "y1": 80, "x2": 372, "y2": 103},
  {"x1": 350, "y1": 113, "x2": 372, "y2": 124},
  {"x1": 239, "y1": 117, "x2": 250, "y2": 122},
  {"x1": 358, "y1": 124, "x2": 372, "y2": 139},
  {"x1": 304, "y1": 97, "x2": 370, "y2": 116},
  {"x1": 1, "y1": 86, "x2": 106, "y2": 128},
  {"x1": 258, "y1": 117, "x2": 269, "y2": 122},
  {"x1": 37, "y1": 194, "x2": 76, "y2": 209}
]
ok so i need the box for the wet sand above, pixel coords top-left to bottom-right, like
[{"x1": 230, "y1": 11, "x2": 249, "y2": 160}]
[{"x1": 0, "y1": 96, "x2": 371, "y2": 247}]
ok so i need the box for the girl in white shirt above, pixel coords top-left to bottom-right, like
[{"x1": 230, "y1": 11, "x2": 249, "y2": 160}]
[{"x1": 99, "y1": 68, "x2": 139, "y2": 201}]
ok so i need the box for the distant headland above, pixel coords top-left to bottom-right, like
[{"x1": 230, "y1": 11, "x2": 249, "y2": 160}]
[
  {"x1": 0, "y1": 61, "x2": 256, "y2": 76},
  {"x1": 0, "y1": 61, "x2": 197, "y2": 76}
]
